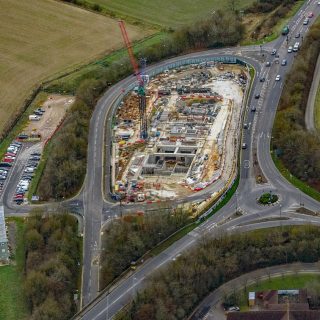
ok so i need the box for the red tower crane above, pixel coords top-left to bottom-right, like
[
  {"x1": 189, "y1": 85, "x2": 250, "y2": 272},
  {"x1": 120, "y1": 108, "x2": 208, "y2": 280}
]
[{"x1": 118, "y1": 20, "x2": 148, "y2": 139}]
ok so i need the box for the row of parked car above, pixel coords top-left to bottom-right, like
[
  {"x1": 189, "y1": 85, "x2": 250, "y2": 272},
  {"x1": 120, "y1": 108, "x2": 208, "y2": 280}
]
[
  {"x1": 14, "y1": 152, "x2": 41, "y2": 205},
  {"x1": 0, "y1": 141, "x2": 22, "y2": 194},
  {"x1": 29, "y1": 108, "x2": 45, "y2": 121}
]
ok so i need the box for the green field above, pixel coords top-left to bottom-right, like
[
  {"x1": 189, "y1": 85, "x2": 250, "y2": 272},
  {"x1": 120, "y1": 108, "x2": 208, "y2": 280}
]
[
  {"x1": 247, "y1": 274, "x2": 320, "y2": 292},
  {"x1": 0, "y1": 0, "x2": 147, "y2": 136},
  {"x1": 0, "y1": 218, "x2": 29, "y2": 320},
  {"x1": 86, "y1": 0, "x2": 255, "y2": 27}
]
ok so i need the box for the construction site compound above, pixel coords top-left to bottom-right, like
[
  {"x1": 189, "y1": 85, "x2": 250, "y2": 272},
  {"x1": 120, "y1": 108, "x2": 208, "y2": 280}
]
[{"x1": 111, "y1": 61, "x2": 249, "y2": 204}]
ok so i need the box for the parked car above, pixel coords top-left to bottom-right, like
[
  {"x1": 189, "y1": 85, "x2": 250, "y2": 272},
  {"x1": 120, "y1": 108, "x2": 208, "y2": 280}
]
[
  {"x1": 255, "y1": 93, "x2": 260, "y2": 99},
  {"x1": 228, "y1": 306, "x2": 240, "y2": 312},
  {"x1": 288, "y1": 46, "x2": 293, "y2": 53},
  {"x1": 251, "y1": 106, "x2": 256, "y2": 112},
  {"x1": 275, "y1": 75, "x2": 281, "y2": 81},
  {"x1": 281, "y1": 59, "x2": 287, "y2": 66},
  {"x1": 295, "y1": 32, "x2": 300, "y2": 38}
]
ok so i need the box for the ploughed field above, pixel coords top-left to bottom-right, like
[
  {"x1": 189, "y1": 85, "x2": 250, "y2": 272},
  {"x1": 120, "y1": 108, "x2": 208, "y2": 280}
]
[
  {"x1": 0, "y1": 0, "x2": 145, "y2": 136},
  {"x1": 87, "y1": 0, "x2": 255, "y2": 27}
]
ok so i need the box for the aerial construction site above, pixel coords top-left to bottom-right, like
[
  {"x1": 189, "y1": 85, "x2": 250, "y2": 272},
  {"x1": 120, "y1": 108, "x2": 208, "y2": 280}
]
[{"x1": 111, "y1": 62, "x2": 249, "y2": 203}]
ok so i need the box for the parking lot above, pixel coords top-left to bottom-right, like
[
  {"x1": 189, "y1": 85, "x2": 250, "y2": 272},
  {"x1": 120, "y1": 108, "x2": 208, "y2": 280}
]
[
  {"x1": 0, "y1": 141, "x2": 42, "y2": 206},
  {"x1": 0, "y1": 141, "x2": 22, "y2": 199}
]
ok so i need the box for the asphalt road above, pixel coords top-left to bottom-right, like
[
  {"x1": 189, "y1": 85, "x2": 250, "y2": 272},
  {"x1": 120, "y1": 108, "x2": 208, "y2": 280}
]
[{"x1": 73, "y1": 1, "x2": 320, "y2": 318}]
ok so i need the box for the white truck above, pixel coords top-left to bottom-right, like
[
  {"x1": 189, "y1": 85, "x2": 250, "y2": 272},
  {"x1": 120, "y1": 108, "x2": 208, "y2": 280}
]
[{"x1": 29, "y1": 115, "x2": 40, "y2": 121}]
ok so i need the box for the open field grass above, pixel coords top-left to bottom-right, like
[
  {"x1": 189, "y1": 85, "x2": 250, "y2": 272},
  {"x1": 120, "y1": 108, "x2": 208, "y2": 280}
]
[
  {"x1": 86, "y1": 0, "x2": 255, "y2": 28},
  {"x1": 0, "y1": 0, "x2": 147, "y2": 137},
  {"x1": 247, "y1": 274, "x2": 320, "y2": 292},
  {"x1": 47, "y1": 32, "x2": 166, "y2": 93},
  {"x1": 0, "y1": 218, "x2": 29, "y2": 320}
]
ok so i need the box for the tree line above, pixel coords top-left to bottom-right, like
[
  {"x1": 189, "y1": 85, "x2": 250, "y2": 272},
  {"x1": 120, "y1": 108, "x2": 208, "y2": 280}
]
[
  {"x1": 38, "y1": 10, "x2": 244, "y2": 200},
  {"x1": 246, "y1": 0, "x2": 299, "y2": 41},
  {"x1": 246, "y1": 0, "x2": 298, "y2": 14},
  {"x1": 272, "y1": 19, "x2": 320, "y2": 190},
  {"x1": 116, "y1": 225, "x2": 320, "y2": 320},
  {"x1": 100, "y1": 208, "x2": 192, "y2": 288},
  {"x1": 23, "y1": 210, "x2": 81, "y2": 320}
]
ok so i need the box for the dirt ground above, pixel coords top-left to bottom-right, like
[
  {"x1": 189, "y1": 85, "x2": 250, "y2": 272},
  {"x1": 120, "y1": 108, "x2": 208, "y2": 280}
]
[{"x1": 23, "y1": 94, "x2": 74, "y2": 144}]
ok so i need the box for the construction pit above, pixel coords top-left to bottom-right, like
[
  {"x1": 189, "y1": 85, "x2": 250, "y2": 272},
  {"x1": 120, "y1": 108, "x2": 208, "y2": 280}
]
[{"x1": 112, "y1": 62, "x2": 249, "y2": 203}]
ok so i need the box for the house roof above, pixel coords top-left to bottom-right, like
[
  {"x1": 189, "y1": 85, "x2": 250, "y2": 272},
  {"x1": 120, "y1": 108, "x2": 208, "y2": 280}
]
[
  {"x1": 0, "y1": 205, "x2": 7, "y2": 243},
  {"x1": 227, "y1": 311, "x2": 285, "y2": 320},
  {"x1": 227, "y1": 311, "x2": 320, "y2": 320}
]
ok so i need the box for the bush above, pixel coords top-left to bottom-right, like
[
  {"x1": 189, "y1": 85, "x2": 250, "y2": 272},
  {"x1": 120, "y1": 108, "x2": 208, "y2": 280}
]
[
  {"x1": 23, "y1": 210, "x2": 81, "y2": 320},
  {"x1": 258, "y1": 193, "x2": 278, "y2": 204},
  {"x1": 100, "y1": 208, "x2": 192, "y2": 288}
]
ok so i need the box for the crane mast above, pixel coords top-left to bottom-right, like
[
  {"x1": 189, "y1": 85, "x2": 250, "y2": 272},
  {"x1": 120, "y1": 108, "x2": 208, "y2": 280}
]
[{"x1": 118, "y1": 20, "x2": 148, "y2": 139}]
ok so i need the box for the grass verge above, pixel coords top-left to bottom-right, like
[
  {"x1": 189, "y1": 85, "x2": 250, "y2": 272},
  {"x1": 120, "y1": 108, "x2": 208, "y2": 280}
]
[
  {"x1": 315, "y1": 79, "x2": 320, "y2": 131},
  {"x1": 27, "y1": 140, "x2": 52, "y2": 202},
  {"x1": 272, "y1": 152, "x2": 320, "y2": 202},
  {"x1": 0, "y1": 218, "x2": 29, "y2": 320},
  {"x1": 242, "y1": 0, "x2": 305, "y2": 46}
]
